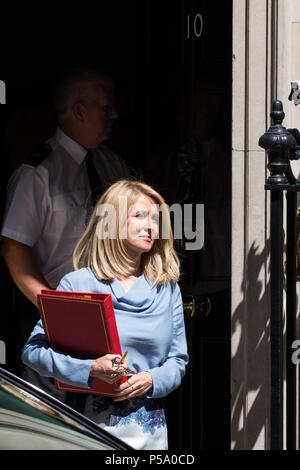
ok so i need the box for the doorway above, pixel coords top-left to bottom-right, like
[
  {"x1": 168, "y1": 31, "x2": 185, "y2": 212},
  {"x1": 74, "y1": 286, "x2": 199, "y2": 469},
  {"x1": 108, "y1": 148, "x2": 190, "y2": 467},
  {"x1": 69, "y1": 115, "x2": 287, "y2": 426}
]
[{"x1": 0, "y1": 0, "x2": 232, "y2": 449}]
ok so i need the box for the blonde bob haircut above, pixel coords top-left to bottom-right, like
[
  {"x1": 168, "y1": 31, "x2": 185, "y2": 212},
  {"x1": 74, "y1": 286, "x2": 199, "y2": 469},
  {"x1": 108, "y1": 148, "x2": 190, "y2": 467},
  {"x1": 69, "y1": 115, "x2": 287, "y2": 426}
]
[{"x1": 73, "y1": 179, "x2": 180, "y2": 285}]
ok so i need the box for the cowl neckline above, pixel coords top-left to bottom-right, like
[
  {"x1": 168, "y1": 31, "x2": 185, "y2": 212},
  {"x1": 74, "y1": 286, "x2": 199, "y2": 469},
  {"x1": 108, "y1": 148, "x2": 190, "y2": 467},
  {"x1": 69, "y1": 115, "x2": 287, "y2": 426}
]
[{"x1": 110, "y1": 273, "x2": 156, "y2": 309}]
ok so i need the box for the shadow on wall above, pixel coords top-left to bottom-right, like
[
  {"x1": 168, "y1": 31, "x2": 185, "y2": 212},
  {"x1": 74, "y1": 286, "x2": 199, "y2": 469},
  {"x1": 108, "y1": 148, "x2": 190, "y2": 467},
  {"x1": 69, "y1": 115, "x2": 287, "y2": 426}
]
[{"x1": 231, "y1": 241, "x2": 271, "y2": 449}]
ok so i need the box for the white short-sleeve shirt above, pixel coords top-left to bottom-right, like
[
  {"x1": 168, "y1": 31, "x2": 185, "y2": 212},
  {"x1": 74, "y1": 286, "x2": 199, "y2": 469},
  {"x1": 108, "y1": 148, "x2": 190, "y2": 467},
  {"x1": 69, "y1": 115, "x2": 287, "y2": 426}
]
[{"x1": 1, "y1": 128, "x2": 129, "y2": 288}]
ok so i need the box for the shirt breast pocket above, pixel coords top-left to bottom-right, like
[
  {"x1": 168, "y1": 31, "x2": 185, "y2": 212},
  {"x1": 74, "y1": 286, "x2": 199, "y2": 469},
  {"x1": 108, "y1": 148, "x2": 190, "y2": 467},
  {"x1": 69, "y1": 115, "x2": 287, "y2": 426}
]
[{"x1": 50, "y1": 191, "x2": 87, "y2": 238}]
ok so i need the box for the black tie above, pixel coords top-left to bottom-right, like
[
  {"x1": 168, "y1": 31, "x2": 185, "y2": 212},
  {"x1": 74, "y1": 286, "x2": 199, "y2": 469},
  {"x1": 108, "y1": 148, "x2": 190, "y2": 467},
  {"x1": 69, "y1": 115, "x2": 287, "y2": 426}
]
[{"x1": 85, "y1": 150, "x2": 103, "y2": 206}]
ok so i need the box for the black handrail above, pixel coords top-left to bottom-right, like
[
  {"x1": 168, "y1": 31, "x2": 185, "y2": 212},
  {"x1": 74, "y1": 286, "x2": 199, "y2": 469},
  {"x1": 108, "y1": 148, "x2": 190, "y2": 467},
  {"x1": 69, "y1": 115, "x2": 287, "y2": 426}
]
[{"x1": 259, "y1": 100, "x2": 298, "y2": 450}]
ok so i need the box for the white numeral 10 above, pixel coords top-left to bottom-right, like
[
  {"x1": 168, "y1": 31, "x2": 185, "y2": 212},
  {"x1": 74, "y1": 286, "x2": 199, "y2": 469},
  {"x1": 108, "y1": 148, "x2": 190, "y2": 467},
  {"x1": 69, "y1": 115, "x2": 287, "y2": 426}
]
[{"x1": 187, "y1": 13, "x2": 203, "y2": 39}]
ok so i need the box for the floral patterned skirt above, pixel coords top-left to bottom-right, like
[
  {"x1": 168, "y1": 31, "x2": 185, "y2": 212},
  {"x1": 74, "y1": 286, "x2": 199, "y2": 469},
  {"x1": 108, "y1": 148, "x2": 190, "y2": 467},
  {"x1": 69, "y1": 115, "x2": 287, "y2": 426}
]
[{"x1": 84, "y1": 395, "x2": 168, "y2": 450}]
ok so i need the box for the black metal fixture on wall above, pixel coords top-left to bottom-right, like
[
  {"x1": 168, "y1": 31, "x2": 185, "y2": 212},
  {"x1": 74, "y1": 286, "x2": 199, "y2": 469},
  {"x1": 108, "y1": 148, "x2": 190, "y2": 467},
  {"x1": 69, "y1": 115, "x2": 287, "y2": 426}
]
[{"x1": 259, "y1": 99, "x2": 300, "y2": 450}]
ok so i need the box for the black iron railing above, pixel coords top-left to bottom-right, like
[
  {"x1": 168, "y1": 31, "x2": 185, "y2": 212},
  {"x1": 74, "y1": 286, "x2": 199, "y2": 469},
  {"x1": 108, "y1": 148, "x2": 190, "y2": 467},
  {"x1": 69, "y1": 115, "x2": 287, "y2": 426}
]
[{"x1": 259, "y1": 100, "x2": 300, "y2": 449}]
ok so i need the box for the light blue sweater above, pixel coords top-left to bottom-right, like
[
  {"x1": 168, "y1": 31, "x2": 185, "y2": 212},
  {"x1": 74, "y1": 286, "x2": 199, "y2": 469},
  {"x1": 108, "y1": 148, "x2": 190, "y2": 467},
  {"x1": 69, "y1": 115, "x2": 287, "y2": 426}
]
[{"x1": 22, "y1": 267, "x2": 189, "y2": 399}]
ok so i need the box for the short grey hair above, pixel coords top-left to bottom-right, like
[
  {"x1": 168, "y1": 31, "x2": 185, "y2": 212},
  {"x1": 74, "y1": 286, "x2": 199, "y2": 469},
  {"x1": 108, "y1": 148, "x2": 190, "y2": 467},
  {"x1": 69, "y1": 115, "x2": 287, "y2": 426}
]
[{"x1": 52, "y1": 67, "x2": 114, "y2": 122}]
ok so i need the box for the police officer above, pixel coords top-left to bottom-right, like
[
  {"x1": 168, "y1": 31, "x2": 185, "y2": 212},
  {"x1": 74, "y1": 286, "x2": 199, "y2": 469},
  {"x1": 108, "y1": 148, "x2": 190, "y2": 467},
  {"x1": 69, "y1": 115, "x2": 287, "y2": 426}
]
[{"x1": 1, "y1": 67, "x2": 130, "y2": 391}]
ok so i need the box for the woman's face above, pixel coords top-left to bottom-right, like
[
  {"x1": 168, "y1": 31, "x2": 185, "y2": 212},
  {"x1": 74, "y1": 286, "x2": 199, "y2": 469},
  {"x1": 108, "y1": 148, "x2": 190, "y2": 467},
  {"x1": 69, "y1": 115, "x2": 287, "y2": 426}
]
[{"x1": 122, "y1": 193, "x2": 159, "y2": 257}]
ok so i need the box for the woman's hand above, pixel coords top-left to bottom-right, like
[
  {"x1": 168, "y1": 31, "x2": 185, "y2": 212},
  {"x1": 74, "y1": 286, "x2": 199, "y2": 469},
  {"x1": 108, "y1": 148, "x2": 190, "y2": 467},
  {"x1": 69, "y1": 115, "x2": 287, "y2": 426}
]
[
  {"x1": 90, "y1": 354, "x2": 127, "y2": 384},
  {"x1": 113, "y1": 371, "x2": 153, "y2": 401}
]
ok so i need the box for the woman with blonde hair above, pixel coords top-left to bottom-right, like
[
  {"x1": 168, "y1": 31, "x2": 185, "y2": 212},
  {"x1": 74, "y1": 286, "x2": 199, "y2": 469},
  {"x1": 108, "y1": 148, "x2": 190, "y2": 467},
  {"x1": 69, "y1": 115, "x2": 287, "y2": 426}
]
[{"x1": 22, "y1": 179, "x2": 188, "y2": 450}]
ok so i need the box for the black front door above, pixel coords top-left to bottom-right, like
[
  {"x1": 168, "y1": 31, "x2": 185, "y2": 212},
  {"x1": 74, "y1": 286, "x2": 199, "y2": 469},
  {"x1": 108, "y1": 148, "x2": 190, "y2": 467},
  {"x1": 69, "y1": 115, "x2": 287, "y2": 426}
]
[{"x1": 137, "y1": 1, "x2": 232, "y2": 449}]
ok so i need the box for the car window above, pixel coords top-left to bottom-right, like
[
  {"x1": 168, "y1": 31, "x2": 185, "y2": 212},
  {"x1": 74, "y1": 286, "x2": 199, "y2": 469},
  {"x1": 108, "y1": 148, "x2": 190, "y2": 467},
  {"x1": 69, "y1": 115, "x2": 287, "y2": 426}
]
[{"x1": 0, "y1": 369, "x2": 130, "y2": 450}]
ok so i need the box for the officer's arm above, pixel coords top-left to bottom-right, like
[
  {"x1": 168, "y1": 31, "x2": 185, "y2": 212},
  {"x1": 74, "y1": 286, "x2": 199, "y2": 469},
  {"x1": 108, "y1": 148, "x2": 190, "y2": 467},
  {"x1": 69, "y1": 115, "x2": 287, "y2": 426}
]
[{"x1": 1, "y1": 237, "x2": 50, "y2": 306}]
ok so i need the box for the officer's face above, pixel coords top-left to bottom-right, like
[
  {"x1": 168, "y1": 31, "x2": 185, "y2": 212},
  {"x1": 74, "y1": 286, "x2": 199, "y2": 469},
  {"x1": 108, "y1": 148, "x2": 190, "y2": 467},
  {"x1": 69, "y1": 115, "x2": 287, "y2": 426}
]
[{"x1": 81, "y1": 85, "x2": 118, "y2": 148}]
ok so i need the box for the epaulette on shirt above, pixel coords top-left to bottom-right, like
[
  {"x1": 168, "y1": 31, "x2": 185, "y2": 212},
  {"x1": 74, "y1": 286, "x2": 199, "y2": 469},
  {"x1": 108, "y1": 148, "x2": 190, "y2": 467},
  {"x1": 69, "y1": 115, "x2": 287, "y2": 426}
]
[{"x1": 23, "y1": 143, "x2": 52, "y2": 168}]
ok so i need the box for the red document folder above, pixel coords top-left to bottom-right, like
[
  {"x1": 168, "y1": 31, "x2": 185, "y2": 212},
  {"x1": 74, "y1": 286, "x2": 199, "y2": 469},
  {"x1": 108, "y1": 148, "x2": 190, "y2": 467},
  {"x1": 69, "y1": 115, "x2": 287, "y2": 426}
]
[{"x1": 37, "y1": 289, "x2": 127, "y2": 396}]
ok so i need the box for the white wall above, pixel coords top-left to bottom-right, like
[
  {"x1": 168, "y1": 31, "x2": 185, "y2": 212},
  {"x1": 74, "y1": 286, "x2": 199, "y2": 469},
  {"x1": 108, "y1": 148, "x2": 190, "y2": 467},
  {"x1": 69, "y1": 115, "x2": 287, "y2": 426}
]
[
  {"x1": 231, "y1": 0, "x2": 271, "y2": 450},
  {"x1": 232, "y1": 0, "x2": 300, "y2": 450},
  {"x1": 278, "y1": 0, "x2": 300, "y2": 179}
]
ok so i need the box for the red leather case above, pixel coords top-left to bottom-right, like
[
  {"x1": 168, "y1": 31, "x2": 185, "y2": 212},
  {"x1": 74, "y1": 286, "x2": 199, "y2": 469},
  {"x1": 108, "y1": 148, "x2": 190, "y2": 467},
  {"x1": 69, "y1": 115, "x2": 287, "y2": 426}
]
[{"x1": 37, "y1": 289, "x2": 127, "y2": 396}]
